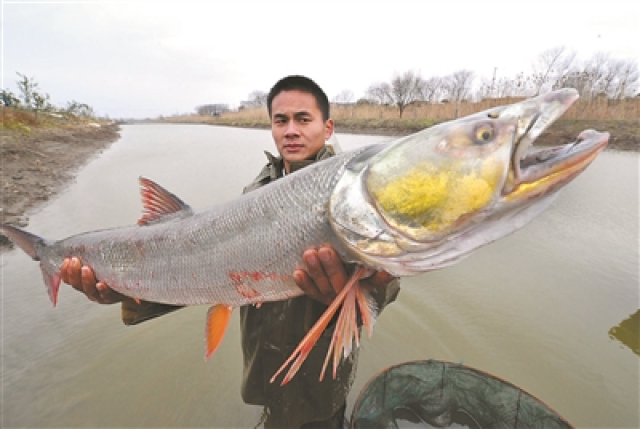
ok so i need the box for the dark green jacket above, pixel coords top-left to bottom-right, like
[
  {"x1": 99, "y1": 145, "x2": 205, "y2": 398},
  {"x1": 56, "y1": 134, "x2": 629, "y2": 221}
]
[{"x1": 121, "y1": 145, "x2": 400, "y2": 427}]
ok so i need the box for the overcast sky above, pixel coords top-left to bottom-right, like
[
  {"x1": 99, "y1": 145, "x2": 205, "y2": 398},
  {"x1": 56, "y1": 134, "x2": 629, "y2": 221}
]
[{"x1": 2, "y1": 0, "x2": 638, "y2": 119}]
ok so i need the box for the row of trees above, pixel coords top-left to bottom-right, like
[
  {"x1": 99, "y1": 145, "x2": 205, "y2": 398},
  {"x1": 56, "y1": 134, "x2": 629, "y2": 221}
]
[
  {"x1": 1, "y1": 72, "x2": 95, "y2": 118},
  {"x1": 195, "y1": 103, "x2": 230, "y2": 116},
  {"x1": 231, "y1": 47, "x2": 639, "y2": 118},
  {"x1": 479, "y1": 47, "x2": 640, "y2": 100}
]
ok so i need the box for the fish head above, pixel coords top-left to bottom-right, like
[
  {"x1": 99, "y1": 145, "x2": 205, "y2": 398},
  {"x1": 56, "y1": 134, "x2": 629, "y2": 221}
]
[{"x1": 329, "y1": 88, "x2": 609, "y2": 276}]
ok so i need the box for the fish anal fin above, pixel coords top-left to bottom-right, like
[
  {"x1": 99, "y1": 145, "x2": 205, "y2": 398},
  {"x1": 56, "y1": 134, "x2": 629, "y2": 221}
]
[
  {"x1": 137, "y1": 177, "x2": 194, "y2": 225},
  {"x1": 40, "y1": 262, "x2": 61, "y2": 306},
  {"x1": 205, "y1": 304, "x2": 233, "y2": 360}
]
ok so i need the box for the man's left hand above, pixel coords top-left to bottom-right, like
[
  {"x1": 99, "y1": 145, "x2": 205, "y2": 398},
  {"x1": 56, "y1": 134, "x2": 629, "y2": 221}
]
[{"x1": 293, "y1": 244, "x2": 395, "y2": 306}]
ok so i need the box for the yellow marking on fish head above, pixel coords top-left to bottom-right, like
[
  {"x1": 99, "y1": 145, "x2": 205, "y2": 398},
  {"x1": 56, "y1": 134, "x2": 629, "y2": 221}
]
[{"x1": 366, "y1": 120, "x2": 514, "y2": 241}]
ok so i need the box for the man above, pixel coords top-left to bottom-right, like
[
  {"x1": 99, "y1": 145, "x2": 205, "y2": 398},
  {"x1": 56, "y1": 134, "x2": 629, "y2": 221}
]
[{"x1": 61, "y1": 75, "x2": 400, "y2": 428}]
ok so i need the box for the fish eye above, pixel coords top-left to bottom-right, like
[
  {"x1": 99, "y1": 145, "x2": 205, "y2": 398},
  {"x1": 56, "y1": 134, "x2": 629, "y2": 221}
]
[{"x1": 474, "y1": 125, "x2": 494, "y2": 144}]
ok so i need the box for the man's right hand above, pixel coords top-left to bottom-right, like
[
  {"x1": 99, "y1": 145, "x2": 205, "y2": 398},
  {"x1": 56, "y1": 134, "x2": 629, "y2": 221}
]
[{"x1": 60, "y1": 257, "x2": 130, "y2": 305}]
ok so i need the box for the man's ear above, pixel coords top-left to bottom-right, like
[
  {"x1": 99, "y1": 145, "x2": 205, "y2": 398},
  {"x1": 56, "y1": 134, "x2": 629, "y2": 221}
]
[{"x1": 324, "y1": 118, "x2": 334, "y2": 140}]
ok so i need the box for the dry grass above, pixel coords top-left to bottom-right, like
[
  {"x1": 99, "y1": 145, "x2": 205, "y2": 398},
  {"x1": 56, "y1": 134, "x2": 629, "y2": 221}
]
[
  {"x1": 180, "y1": 97, "x2": 640, "y2": 123},
  {"x1": 165, "y1": 97, "x2": 639, "y2": 151},
  {"x1": 1, "y1": 106, "x2": 108, "y2": 140}
]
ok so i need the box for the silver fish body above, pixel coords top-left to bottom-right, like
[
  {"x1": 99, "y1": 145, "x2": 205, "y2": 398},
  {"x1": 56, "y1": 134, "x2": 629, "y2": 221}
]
[
  {"x1": 2, "y1": 88, "x2": 609, "y2": 316},
  {"x1": 27, "y1": 151, "x2": 364, "y2": 307}
]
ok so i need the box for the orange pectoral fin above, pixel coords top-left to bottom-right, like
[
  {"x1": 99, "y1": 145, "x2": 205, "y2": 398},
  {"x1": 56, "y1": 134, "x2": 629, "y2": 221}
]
[
  {"x1": 205, "y1": 304, "x2": 233, "y2": 360},
  {"x1": 270, "y1": 266, "x2": 369, "y2": 386}
]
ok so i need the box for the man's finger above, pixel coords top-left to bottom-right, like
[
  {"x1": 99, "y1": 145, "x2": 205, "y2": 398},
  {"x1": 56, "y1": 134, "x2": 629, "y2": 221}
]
[
  {"x1": 317, "y1": 246, "x2": 348, "y2": 294},
  {"x1": 60, "y1": 258, "x2": 71, "y2": 284},
  {"x1": 67, "y1": 257, "x2": 84, "y2": 291},
  {"x1": 81, "y1": 266, "x2": 98, "y2": 291},
  {"x1": 294, "y1": 269, "x2": 316, "y2": 297},
  {"x1": 302, "y1": 249, "x2": 333, "y2": 297},
  {"x1": 78, "y1": 265, "x2": 100, "y2": 301},
  {"x1": 96, "y1": 281, "x2": 125, "y2": 304}
]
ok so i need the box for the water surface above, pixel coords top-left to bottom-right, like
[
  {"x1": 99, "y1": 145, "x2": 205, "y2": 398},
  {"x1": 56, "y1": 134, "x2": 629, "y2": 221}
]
[{"x1": 2, "y1": 124, "x2": 638, "y2": 427}]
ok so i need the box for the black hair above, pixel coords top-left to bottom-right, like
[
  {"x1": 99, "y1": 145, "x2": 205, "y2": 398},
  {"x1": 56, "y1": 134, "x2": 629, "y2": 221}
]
[{"x1": 267, "y1": 75, "x2": 330, "y2": 121}]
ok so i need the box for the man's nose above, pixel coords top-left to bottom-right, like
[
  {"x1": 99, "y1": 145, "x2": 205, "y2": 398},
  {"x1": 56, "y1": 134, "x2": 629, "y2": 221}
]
[{"x1": 284, "y1": 121, "x2": 299, "y2": 136}]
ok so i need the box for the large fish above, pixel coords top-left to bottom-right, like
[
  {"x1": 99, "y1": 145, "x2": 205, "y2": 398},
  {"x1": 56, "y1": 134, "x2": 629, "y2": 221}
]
[{"x1": 1, "y1": 89, "x2": 609, "y2": 384}]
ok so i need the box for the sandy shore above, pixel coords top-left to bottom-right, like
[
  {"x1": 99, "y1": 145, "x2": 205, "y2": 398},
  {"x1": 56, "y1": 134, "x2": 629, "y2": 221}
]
[{"x1": 1, "y1": 123, "x2": 121, "y2": 249}]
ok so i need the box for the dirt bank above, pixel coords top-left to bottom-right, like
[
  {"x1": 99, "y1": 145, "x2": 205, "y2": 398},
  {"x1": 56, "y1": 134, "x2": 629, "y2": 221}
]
[{"x1": 1, "y1": 122, "x2": 121, "y2": 249}]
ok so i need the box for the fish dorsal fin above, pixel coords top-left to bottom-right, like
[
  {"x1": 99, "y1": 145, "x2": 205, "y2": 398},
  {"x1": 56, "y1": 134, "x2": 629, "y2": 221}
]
[{"x1": 138, "y1": 177, "x2": 194, "y2": 225}]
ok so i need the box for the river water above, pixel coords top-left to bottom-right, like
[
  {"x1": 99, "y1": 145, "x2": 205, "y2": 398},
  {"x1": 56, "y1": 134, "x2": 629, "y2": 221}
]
[{"x1": 1, "y1": 124, "x2": 638, "y2": 428}]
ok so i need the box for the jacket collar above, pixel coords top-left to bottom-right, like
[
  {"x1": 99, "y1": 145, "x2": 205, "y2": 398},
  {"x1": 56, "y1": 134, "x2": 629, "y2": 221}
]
[{"x1": 264, "y1": 145, "x2": 335, "y2": 176}]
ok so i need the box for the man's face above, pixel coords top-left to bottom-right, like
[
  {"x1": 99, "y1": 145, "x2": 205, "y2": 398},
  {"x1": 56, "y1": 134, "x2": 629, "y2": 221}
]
[{"x1": 270, "y1": 90, "x2": 333, "y2": 173}]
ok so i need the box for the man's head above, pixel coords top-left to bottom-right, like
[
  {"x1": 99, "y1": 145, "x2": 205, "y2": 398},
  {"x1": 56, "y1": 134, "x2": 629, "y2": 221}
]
[{"x1": 267, "y1": 75, "x2": 334, "y2": 173}]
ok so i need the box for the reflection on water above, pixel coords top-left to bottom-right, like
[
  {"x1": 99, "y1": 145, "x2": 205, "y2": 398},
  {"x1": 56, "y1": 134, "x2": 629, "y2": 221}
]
[
  {"x1": 609, "y1": 310, "x2": 640, "y2": 356},
  {"x1": 1, "y1": 125, "x2": 638, "y2": 428}
]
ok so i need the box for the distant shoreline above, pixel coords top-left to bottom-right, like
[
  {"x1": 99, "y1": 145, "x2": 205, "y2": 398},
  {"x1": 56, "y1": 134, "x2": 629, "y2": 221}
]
[{"x1": 161, "y1": 119, "x2": 638, "y2": 152}]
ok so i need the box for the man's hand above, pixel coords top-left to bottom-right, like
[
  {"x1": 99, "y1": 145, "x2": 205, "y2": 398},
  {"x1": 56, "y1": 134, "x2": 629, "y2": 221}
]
[
  {"x1": 293, "y1": 245, "x2": 395, "y2": 306},
  {"x1": 60, "y1": 257, "x2": 129, "y2": 305}
]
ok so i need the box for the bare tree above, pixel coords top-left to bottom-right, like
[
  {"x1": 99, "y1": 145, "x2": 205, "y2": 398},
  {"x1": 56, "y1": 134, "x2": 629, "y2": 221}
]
[
  {"x1": 332, "y1": 90, "x2": 355, "y2": 104},
  {"x1": 420, "y1": 76, "x2": 445, "y2": 103},
  {"x1": 16, "y1": 72, "x2": 53, "y2": 112},
  {"x1": 612, "y1": 59, "x2": 640, "y2": 99},
  {"x1": 16, "y1": 72, "x2": 37, "y2": 108},
  {"x1": 388, "y1": 71, "x2": 426, "y2": 117},
  {"x1": 531, "y1": 46, "x2": 577, "y2": 95},
  {"x1": 15, "y1": 72, "x2": 55, "y2": 116},
  {"x1": 443, "y1": 70, "x2": 475, "y2": 102},
  {"x1": 550, "y1": 53, "x2": 640, "y2": 100},
  {"x1": 554, "y1": 69, "x2": 591, "y2": 95},
  {"x1": 241, "y1": 90, "x2": 268, "y2": 109},
  {"x1": 365, "y1": 71, "x2": 427, "y2": 117},
  {"x1": 66, "y1": 100, "x2": 95, "y2": 117},
  {"x1": 196, "y1": 104, "x2": 229, "y2": 116},
  {"x1": 582, "y1": 52, "x2": 615, "y2": 98},
  {"x1": 32, "y1": 92, "x2": 51, "y2": 117},
  {"x1": 365, "y1": 82, "x2": 393, "y2": 105}
]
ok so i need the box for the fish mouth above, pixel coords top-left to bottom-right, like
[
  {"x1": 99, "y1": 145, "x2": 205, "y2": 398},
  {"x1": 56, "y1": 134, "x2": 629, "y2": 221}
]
[
  {"x1": 501, "y1": 89, "x2": 609, "y2": 199},
  {"x1": 516, "y1": 129, "x2": 609, "y2": 183}
]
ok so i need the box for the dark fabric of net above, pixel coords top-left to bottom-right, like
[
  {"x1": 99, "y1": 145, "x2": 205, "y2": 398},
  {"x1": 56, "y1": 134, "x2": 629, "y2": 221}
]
[{"x1": 350, "y1": 360, "x2": 572, "y2": 428}]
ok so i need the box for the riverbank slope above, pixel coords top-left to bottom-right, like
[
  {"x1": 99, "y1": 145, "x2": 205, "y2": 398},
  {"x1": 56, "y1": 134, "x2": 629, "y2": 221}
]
[{"x1": 1, "y1": 107, "x2": 121, "y2": 248}]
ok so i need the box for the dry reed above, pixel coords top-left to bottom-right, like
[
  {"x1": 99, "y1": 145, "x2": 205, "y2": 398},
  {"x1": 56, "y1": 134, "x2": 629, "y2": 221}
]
[{"x1": 206, "y1": 97, "x2": 639, "y2": 122}]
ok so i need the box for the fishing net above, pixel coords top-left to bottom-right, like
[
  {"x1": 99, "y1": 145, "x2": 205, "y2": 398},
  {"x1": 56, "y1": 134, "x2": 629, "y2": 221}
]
[{"x1": 350, "y1": 359, "x2": 572, "y2": 428}]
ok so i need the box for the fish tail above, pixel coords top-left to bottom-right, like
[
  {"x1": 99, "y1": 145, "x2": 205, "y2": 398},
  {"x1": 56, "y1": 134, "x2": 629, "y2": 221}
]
[
  {"x1": 1, "y1": 224, "x2": 60, "y2": 306},
  {"x1": 1, "y1": 224, "x2": 43, "y2": 259}
]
